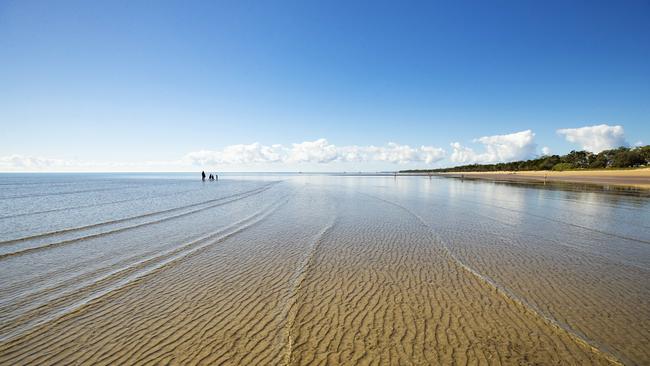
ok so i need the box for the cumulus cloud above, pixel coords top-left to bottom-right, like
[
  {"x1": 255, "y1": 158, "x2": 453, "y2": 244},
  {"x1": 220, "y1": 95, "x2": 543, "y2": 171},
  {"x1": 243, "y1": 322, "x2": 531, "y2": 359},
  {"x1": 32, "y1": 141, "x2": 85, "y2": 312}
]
[
  {"x1": 450, "y1": 130, "x2": 537, "y2": 164},
  {"x1": 557, "y1": 124, "x2": 627, "y2": 153},
  {"x1": 186, "y1": 143, "x2": 284, "y2": 166},
  {"x1": 288, "y1": 139, "x2": 339, "y2": 163},
  {"x1": 185, "y1": 139, "x2": 446, "y2": 166},
  {"x1": 541, "y1": 146, "x2": 551, "y2": 155}
]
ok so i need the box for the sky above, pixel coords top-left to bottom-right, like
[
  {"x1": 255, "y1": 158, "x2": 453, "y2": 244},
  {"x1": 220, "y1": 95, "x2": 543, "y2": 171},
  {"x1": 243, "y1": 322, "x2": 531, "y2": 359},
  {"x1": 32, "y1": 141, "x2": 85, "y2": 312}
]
[{"x1": 1, "y1": 0, "x2": 649, "y2": 172}]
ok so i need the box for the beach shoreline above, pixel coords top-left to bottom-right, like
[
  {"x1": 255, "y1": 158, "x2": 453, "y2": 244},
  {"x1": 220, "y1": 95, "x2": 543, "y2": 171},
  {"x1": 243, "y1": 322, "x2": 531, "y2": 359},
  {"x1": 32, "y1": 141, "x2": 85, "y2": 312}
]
[
  {"x1": 403, "y1": 168, "x2": 650, "y2": 189},
  {"x1": 1, "y1": 174, "x2": 648, "y2": 364}
]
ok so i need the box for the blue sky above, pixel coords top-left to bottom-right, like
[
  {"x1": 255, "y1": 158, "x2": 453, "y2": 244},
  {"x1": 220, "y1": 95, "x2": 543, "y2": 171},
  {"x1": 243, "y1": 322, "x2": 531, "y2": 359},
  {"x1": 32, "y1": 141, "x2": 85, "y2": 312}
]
[{"x1": 1, "y1": 0, "x2": 648, "y2": 171}]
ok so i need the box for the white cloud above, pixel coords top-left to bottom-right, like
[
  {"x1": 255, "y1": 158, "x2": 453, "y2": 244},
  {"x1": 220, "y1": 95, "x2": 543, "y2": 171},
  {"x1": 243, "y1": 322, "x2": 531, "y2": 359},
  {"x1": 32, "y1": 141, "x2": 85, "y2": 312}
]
[
  {"x1": 0, "y1": 155, "x2": 71, "y2": 171},
  {"x1": 0, "y1": 154, "x2": 188, "y2": 172},
  {"x1": 557, "y1": 124, "x2": 627, "y2": 153},
  {"x1": 185, "y1": 139, "x2": 446, "y2": 166},
  {"x1": 1, "y1": 140, "x2": 446, "y2": 172},
  {"x1": 450, "y1": 130, "x2": 537, "y2": 164},
  {"x1": 541, "y1": 146, "x2": 551, "y2": 155},
  {"x1": 287, "y1": 139, "x2": 339, "y2": 163},
  {"x1": 185, "y1": 143, "x2": 284, "y2": 165},
  {"x1": 449, "y1": 142, "x2": 477, "y2": 164}
]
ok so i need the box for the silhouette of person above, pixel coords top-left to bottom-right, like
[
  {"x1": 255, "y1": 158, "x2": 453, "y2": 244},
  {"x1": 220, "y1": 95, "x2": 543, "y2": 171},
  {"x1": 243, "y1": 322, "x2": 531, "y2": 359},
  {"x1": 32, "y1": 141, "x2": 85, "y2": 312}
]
[
  {"x1": 215, "y1": 174, "x2": 218, "y2": 181},
  {"x1": 202, "y1": 171, "x2": 206, "y2": 181}
]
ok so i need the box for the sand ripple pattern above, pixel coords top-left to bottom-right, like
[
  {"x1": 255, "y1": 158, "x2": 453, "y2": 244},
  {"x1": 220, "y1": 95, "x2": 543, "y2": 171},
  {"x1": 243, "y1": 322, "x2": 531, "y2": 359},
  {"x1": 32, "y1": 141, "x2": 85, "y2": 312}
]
[{"x1": 0, "y1": 176, "x2": 646, "y2": 365}]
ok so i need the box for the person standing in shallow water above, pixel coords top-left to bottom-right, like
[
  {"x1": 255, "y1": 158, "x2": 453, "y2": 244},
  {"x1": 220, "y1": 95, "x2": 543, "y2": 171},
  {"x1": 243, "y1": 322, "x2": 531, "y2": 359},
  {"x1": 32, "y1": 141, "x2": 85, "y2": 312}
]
[{"x1": 201, "y1": 171, "x2": 206, "y2": 181}]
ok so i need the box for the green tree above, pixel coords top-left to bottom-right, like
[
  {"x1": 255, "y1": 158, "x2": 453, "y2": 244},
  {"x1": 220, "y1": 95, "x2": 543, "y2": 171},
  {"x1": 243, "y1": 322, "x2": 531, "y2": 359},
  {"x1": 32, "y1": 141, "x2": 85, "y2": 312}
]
[
  {"x1": 636, "y1": 146, "x2": 650, "y2": 164},
  {"x1": 611, "y1": 150, "x2": 645, "y2": 167},
  {"x1": 552, "y1": 163, "x2": 574, "y2": 171},
  {"x1": 400, "y1": 145, "x2": 649, "y2": 173},
  {"x1": 588, "y1": 154, "x2": 608, "y2": 168}
]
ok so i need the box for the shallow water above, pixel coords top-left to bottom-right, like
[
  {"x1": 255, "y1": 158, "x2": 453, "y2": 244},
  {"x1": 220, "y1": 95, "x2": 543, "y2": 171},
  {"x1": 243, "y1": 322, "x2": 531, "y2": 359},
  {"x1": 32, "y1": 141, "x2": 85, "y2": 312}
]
[{"x1": 0, "y1": 173, "x2": 648, "y2": 365}]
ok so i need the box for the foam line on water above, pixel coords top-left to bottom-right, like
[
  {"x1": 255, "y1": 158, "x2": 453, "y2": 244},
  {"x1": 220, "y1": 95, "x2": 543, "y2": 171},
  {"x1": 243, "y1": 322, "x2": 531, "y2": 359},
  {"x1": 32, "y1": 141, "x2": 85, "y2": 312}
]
[
  {"x1": 0, "y1": 185, "x2": 141, "y2": 201},
  {"x1": 0, "y1": 184, "x2": 275, "y2": 259},
  {"x1": 454, "y1": 195, "x2": 650, "y2": 245},
  {"x1": 458, "y1": 203, "x2": 650, "y2": 271},
  {"x1": 0, "y1": 183, "x2": 277, "y2": 247},
  {"x1": 398, "y1": 184, "x2": 650, "y2": 245},
  {"x1": 0, "y1": 187, "x2": 204, "y2": 220}
]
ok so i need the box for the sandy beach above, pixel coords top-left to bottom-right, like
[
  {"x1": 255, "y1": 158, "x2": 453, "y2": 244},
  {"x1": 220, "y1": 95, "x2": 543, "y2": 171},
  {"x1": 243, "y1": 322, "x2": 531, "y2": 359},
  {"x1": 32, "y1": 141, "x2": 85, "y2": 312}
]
[
  {"x1": 0, "y1": 174, "x2": 648, "y2": 365},
  {"x1": 3, "y1": 1, "x2": 649, "y2": 364},
  {"x1": 434, "y1": 168, "x2": 650, "y2": 189}
]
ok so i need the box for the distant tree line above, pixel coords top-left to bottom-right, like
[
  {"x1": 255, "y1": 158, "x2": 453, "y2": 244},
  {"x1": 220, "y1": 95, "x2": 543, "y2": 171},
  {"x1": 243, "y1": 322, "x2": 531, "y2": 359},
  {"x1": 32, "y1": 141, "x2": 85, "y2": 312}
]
[{"x1": 401, "y1": 145, "x2": 650, "y2": 173}]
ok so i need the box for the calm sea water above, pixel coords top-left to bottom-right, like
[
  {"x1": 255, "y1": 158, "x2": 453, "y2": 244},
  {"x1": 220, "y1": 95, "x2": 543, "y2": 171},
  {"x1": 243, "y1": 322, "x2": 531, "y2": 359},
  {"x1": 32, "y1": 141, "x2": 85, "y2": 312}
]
[{"x1": 0, "y1": 173, "x2": 648, "y2": 363}]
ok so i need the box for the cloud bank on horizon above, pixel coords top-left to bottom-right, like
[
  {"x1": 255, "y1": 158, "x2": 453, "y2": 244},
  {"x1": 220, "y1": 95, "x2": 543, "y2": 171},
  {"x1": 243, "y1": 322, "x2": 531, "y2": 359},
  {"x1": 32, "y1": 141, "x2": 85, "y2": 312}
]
[
  {"x1": 0, "y1": 155, "x2": 184, "y2": 172},
  {"x1": 185, "y1": 139, "x2": 446, "y2": 166},
  {"x1": 0, "y1": 124, "x2": 638, "y2": 172}
]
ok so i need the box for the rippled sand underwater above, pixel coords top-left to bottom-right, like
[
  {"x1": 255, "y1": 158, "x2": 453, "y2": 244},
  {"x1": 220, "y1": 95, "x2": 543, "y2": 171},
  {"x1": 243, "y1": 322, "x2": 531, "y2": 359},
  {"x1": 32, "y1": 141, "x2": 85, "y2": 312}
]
[{"x1": 0, "y1": 173, "x2": 648, "y2": 365}]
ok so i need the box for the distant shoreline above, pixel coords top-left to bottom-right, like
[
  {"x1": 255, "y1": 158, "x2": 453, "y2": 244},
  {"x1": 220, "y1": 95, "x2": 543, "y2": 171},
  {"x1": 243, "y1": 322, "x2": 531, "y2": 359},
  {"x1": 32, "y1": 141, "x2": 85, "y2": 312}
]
[{"x1": 402, "y1": 168, "x2": 650, "y2": 189}]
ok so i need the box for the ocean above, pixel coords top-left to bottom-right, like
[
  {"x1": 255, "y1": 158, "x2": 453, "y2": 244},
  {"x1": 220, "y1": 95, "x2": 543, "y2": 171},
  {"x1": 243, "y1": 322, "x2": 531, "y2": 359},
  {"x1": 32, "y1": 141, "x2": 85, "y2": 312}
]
[{"x1": 0, "y1": 173, "x2": 648, "y2": 365}]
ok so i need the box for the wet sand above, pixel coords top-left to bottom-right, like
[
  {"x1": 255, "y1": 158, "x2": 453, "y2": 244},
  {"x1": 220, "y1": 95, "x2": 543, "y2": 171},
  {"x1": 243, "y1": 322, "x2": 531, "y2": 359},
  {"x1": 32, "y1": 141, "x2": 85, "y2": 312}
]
[
  {"x1": 437, "y1": 168, "x2": 650, "y2": 189},
  {"x1": 0, "y1": 175, "x2": 648, "y2": 365}
]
